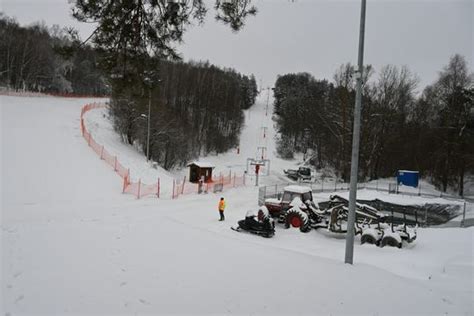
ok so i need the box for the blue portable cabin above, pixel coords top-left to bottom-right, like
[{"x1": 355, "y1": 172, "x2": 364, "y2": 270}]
[{"x1": 397, "y1": 170, "x2": 419, "y2": 188}]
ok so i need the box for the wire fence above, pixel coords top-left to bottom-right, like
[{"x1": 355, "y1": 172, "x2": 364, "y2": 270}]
[
  {"x1": 172, "y1": 173, "x2": 246, "y2": 199},
  {"x1": 258, "y1": 179, "x2": 465, "y2": 205},
  {"x1": 80, "y1": 102, "x2": 246, "y2": 199},
  {"x1": 258, "y1": 182, "x2": 469, "y2": 227}
]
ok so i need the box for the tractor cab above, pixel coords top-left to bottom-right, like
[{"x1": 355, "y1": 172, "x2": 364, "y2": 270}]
[{"x1": 265, "y1": 185, "x2": 314, "y2": 217}]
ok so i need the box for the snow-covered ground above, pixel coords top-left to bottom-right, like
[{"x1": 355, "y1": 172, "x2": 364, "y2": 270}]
[
  {"x1": 82, "y1": 91, "x2": 298, "y2": 189},
  {"x1": 2, "y1": 94, "x2": 473, "y2": 315}
]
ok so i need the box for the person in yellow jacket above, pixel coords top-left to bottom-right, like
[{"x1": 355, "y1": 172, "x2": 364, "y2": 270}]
[{"x1": 218, "y1": 197, "x2": 226, "y2": 221}]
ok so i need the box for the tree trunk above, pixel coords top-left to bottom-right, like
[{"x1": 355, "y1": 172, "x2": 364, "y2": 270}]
[{"x1": 459, "y1": 162, "x2": 464, "y2": 197}]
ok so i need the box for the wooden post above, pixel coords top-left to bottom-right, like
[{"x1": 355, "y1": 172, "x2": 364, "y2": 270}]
[
  {"x1": 137, "y1": 179, "x2": 141, "y2": 199},
  {"x1": 114, "y1": 156, "x2": 117, "y2": 171},
  {"x1": 100, "y1": 146, "x2": 104, "y2": 159},
  {"x1": 181, "y1": 176, "x2": 186, "y2": 194},
  {"x1": 122, "y1": 175, "x2": 127, "y2": 193},
  {"x1": 157, "y1": 178, "x2": 160, "y2": 198},
  {"x1": 461, "y1": 202, "x2": 466, "y2": 227},
  {"x1": 172, "y1": 180, "x2": 176, "y2": 199},
  {"x1": 233, "y1": 173, "x2": 236, "y2": 187}
]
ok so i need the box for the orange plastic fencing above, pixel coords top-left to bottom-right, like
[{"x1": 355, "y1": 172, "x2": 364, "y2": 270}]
[
  {"x1": 171, "y1": 172, "x2": 246, "y2": 199},
  {"x1": 81, "y1": 102, "x2": 246, "y2": 199},
  {"x1": 81, "y1": 102, "x2": 156, "y2": 199}
]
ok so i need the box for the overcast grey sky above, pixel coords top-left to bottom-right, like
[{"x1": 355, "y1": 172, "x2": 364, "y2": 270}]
[{"x1": 2, "y1": 0, "x2": 472, "y2": 90}]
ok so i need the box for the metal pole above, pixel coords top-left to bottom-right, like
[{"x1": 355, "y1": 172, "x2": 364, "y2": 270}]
[
  {"x1": 461, "y1": 202, "x2": 466, "y2": 227},
  {"x1": 345, "y1": 0, "x2": 366, "y2": 265},
  {"x1": 265, "y1": 87, "x2": 270, "y2": 116},
  {"x1": 146, "y1": 89, "x2": 151, "y2": 162}
]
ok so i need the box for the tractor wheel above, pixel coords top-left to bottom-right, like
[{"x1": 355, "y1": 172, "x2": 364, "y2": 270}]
[
  {"x1": 361, "y1": 234, "x2": 378, "y2": 245},
  {"x1": 380, "y1": 235, "x2": 402, "y2": 248},
  {"x1": 285, "y1": 208, "x2": 310, "y2": 232}
]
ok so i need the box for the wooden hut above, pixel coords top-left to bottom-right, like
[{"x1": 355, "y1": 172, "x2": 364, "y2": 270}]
[{"x1": 187, "y1": 161, "x2": 215, "y2": 183}]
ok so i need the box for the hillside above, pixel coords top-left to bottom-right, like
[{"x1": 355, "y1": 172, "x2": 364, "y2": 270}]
[{"x1": 1, "y1": 94, "x2": 473, "y2": 315}]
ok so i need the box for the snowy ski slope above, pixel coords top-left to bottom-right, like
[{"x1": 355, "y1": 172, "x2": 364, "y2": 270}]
[{"x1": 1, "y1": 94, "x2": 473, "y2": 315}]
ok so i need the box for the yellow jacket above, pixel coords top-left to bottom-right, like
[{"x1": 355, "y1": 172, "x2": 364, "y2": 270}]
[{"x1": 218, "y1": 200, "x2": 226, "y2": 211}]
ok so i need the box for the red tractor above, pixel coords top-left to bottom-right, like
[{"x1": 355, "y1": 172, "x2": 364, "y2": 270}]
[{"x1": 264, "y1": 185, "x2": 325, "y2": 232}]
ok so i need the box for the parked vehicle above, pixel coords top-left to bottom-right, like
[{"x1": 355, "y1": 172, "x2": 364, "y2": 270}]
[
  {"x1": 264, "y1": 185, "x2": 326, "y2": 232},
  {"x1": 231, "y1": 206, "x2": 275, "y2": 238},
  {"x1": 265, "y1": 189, "x2": 418, "y2": 248},
  {"x1": 283, "y1": 167, "x2": 312, "y2": 181},
  {"x1": 264, "y1": 185, "x2": 314, "y2": 217}
]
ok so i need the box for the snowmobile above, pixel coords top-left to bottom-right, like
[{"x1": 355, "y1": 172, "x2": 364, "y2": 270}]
[{"x1": 231, "y1": 206, "x2": 275, "y2": 238}]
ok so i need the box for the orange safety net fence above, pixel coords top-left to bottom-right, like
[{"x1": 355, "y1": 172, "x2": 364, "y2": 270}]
[
  {"x1": 171, "y1": 172, "x2": 246, "y2": 199},
  {"x1": 81, "y1": 102, "x2": 159, "y2": 199},
  {"x1": 81, "y1": 103, "x2": 246, "y2": 199}
]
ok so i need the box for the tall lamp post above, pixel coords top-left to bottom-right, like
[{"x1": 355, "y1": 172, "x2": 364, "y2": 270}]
[
  {"x1": 344, "y1": 0, "x2": 367, "y2": 265},
  {"x1": 143, "y1": 71, "x2": 160, "y2": 163},
  {"x1": 146, "y1": 88, "x2": 151, "y2": 162}
]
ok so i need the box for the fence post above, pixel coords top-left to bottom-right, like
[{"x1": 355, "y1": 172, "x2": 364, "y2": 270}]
[
  {"x1": 172, "y1": 180, "x2": 175, "y2": 199},
  {"x1": 461, "y1": 202, "x2": 466, "y2": 228},
  {"x1": 233, "y1": 173, "x2": 236, "y2": 187},
  {"x1": 418, "y1": 182, "x2": 421, "y2": 196},
  {"x1": 122, "y1": 175, "x2": 127, "y2": 193},
  {"x1": 157, "y1": 178, "x2": 160, "y2": 198},
  {"x1": 181, "y1": 176, "x2": 186, "y2": 194},
  {"x1": 114, "y1": 156, "x2": 117, "y2": 171},
  {"x1": 127, "y1": 169, "x2": 130, "y2": 185},
  {"x1": 100, "y1": 146, "x2": 104, "y2": 159},
  {"x1": 425, "y1": 208, "x2": 428, "y2": 226},
  {"x1": 137, "y1": 179, "x2": 141, "y2": 199},
  {"x1": 88, "y1": 132, "x2": 92, "y2": 146}
]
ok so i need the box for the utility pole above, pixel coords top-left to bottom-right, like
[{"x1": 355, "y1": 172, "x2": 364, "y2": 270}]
[
  {"x1": 146, "y1": 89, "x2": 151, "y2": 162},
  {"x1": 345, "y1": 0, "x2": 367, "y2": 265},
  {"x1": 265, "y1": 86, "x2": 270, "y2": 116}
]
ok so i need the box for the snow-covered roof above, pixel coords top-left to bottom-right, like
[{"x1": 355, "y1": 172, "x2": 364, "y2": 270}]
[
  {"x1": 398, "y1": 170, "x2": 419, "y2": 173},
  {"x1": 187, "y1": 161, "x2": 215, "y2": 168},
  {"x1": 284, "y1": 185, "x2": 312, "y2": 194}
]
